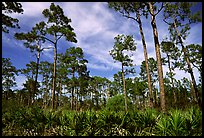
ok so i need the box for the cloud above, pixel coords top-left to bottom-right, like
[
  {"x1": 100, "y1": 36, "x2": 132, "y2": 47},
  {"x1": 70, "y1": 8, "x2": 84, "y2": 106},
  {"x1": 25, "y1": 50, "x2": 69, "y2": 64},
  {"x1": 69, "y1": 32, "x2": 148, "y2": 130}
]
[
  {"x1": 87, "y1": 63, "x2": 112, "y2": 71},
  {"x1": 11, "y1": 2, "x2": 50, "y2": 19},
  {"x1": 12, "y1": 75, "x2": 27, "y2": 90},
  {"x1": 3, "y1": 2, "x2": 201, "y2": 84},
  {"x1": 2, "y1": 33, "x2": 27, "y2": 50}
]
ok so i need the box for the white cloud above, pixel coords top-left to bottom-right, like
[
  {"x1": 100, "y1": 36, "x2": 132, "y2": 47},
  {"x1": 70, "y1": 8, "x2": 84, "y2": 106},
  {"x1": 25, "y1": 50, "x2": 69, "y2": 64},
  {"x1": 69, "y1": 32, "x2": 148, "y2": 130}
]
[
  {"x1": 13, "y1": 75, "x2": 27, "y2": 90},
  {"x1": 87, "y1": 63, "x2": 111, "y2": 71},
  {"x1": 3, "y1": 2, "x2": 201, "y2": 84},
  {"x1": 18, "y1": 2, "x2": 50, "y2": 18}
]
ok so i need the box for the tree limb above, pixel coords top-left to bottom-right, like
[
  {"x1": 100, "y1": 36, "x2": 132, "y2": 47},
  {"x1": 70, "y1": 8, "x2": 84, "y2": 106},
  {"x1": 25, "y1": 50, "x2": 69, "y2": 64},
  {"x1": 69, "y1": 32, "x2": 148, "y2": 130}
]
[
  {"x1": 163, "y1": 19, "x2": 172, "y2": 25},
  {"x1": 155, "y1": 2, "x2": 164, "y2": 16},
  {"x1": 39, "y1": 35, "x2": 55, "y2": 44},
  {"x1": 56, "y1": 34, "x2": 63, "y2": 41},
  {"x1": 41, "y1": 46, "x2": 54, "y2": 51},
  {"x1": 119, "y1": 10, "x2": 138, "y2": 22}
]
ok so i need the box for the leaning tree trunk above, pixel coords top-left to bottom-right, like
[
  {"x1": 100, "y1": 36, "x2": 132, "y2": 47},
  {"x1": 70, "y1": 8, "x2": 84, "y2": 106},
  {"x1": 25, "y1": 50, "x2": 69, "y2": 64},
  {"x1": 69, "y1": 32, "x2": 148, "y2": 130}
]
[
  {"x1": 166, "y1": 53, "x2": 177, "y2": 105},
  {"x1": 52, "y1": 35, "x2": 57, "y2": 110},
  {"x1": 121, "y1": 63, "x2": 128, "y2": 112},
  {"x1": 148, "y1": 2, "x2": 166, "y2": 112},
  {"x1": 173, "y1": 19, "x2": 201, "y2": 108},
  {"x1": 190, "y1": 80, "x2": 197, "y2": 103},
  {"x1": 137, "y1": 11, "x2": 154, "y2": 108}
]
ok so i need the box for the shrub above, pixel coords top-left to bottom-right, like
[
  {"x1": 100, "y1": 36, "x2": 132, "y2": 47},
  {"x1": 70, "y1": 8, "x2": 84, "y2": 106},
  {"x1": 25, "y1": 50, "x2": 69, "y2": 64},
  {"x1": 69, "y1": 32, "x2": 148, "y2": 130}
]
[{"x1": 106, "y1": 94, "x2": 133, "y2": 112}]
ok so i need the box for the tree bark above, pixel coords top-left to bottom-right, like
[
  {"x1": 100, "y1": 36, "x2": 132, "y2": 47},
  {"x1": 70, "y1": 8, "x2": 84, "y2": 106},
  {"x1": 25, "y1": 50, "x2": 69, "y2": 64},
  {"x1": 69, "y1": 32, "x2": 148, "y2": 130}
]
[
  {"x1": 59, "y1": 78, "x2": 62, "y2": 106},
  {"x1": 173, "y1": 19, "x2": 201, "y2": 108},
  {"x1": 136, "y1": 11, "x2": 154, "y2": 108},
  {"x1": 52, "y1": 34, "x2": 57, "y2": 109},
  {"x1": 190, "y1": 80, "x2": 196, "y2": 103},
  {"x1": 122, "y1": 63, "x2": 128, "y2": 112},
  {"x1": 148, "y1": 2, "x2": 166, "y2": 112},
  {"x1": 71, "y1": 67, "x2": 75, "y2": 110},
  {"x1": 166, "y1": 53, "x2": 177, "y2": 105},
  {"x1": 56, "y1": 91, "x2": 58, "y2": 108},
  {"x1": 76, "y1": 88, "x2": 79, "y2": 111},
  {"x1": 34, "y1": 43, "x2": 40, "y2": 104},
  {"x1": 45, "y1": 79, "x2": 49, "y2": 109}
]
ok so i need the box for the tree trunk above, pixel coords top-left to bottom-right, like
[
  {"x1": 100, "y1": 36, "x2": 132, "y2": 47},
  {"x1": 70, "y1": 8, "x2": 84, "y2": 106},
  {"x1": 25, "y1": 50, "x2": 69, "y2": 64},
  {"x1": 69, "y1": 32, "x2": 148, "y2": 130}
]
[
  {"x1": 52, "y1": 40, "x2": 57, "y2": 109},
  {"x1": 59, "y1": 78, "x2": 62, "y2": 107},
  {"x1": 56, "y1": 91, "x2": 58, "y2": 108},
  {"x1": 173, "y1": 19, "x2": 201, "y2": 108},
  {"x1": 107, "y1": 82, "x2": 110, "y2": 99},
  {"x1": 190, "y1": 80, "x2": 196, "y2": 103},
  {"x1": 34, "y1": 44, "x2": 40, "y2": 104},
  {"x1": 76, "y1": 88, "x2": 79, "y2": 111},
  {"x1": 122, "y1": 63, "x2": 128, "y2": 112},
  {"x1": 137, "y1": 11, "x2": 153, "y2": 108},
  {"x1": 71, "y1": 67, "x2": 75, "y2": 110},
  {"x1": 45, "y1": 79, "x2": 49, "y2": 109},
  {"x1": 148, "y1": 2, "x2": 166, "y2": 112},
  {"x1": 166, "y1": 53, "x2": 177, "y2": 105}
]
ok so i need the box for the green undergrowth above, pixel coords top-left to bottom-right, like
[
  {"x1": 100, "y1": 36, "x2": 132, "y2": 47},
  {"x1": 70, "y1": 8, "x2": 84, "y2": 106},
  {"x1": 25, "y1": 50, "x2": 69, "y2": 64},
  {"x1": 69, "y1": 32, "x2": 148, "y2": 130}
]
[{"x1": 2, "y1": 106, "x2": 202, "y2": 136}]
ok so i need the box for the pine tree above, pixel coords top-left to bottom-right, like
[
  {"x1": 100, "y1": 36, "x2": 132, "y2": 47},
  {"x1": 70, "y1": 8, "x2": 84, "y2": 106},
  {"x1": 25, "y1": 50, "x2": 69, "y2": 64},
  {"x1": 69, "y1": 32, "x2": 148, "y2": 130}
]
[
  {"x1": 110, "y1": 34, "x2": 136, "y2": 112},
  {"x1": 108, "y1": 2, "x2": 154, "y2": 108}
]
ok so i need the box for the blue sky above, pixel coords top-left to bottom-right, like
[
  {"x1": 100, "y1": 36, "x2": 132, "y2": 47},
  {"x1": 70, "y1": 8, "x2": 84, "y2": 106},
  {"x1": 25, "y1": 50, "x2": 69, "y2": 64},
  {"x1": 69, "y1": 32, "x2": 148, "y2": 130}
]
[{"x1": 2, "y1": 2, "x2": 202, "y2": 90}]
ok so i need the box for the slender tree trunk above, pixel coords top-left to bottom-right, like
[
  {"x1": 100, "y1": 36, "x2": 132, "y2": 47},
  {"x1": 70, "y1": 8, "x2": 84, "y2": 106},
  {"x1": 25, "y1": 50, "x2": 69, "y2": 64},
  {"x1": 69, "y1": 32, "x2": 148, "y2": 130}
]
[
  {"x1": 59, "y1": 78, "x2": 62, "y2": 107},
  {"x1": 56, "y1": 91, "x2": 58, "y2": 108},
  {"x1": 142, "y1": 95, "x2": 145, "y2": 108},
  {"x1": 71, "y1": 67, "x2": 75, "y2": 110},
  {"x1": 96, "y1": 88, "x2": 99, "y2": 110},
  {"x1": 148, "y1": 2, "x2": 166, "y2": 112},
  {"x1": 166, "y1": 54, "x2": 177, "y2": 105},
  {"x1": 90, "y1": 90, "x2": 93, "y2": 111},
  {"x1": 52, "y1": 36, "x2": 57, "y2": 109},
  {"x1": 137, "y1": 11, "x2": 153, "y2": 108},
  {"x1": 121, "y1": 63, "x2": 128, "y2": 112},
  {"x1": 173, "y1": 19, "x2": 201, "y2": 108},
  {"x1": 107, "y1": 82, "x2": 110, "y2": 99},
  {"x1": 45, "y1": 79, "x2": 49, "y2": 109},
  {"x1": 190, "y1": 80, "x2": 196, "y2": 103},
  {"x1": 76, "y1": 88, "x2": 79, "y2": 111},
  {"x1": 34, "y1": 44, "x2": 40, "y2": 104},
  {"x1": 152, "y1": 86, "x2": 157, "y2": 107}
]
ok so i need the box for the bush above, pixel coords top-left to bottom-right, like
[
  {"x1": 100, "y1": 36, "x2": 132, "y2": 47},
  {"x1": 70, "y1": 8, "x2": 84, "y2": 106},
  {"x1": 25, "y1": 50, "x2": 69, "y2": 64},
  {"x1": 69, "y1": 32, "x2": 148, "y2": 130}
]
[{"x1": 106, "y1": 94, "x2": 133, "y2": 112}]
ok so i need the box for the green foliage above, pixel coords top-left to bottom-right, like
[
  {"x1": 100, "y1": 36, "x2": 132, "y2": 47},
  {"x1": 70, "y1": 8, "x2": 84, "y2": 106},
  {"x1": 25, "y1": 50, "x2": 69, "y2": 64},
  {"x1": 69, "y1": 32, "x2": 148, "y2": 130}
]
[
  {"x1": 2, "y1": 2, "x2": 24, "y2": 33},
  {"x1": 2, "y1": 58, "x2": 18, "y2": 94},
  {"x1": 2, "y1": 105, "x2": 202, "y2": 136},
  {"x1": 140, "y1": 57, "x2": 158, "y2": 83},
  {"x1": 108, "y1": 2, "x2": 148, "y2": 20},
  {"x1": 42, "y1": 3, "x2": 77, "y2": 43},
  {"x1": 110, "y1": 34, "x2": 136, "y2": 66},
  {"x1": 164, "y1": 2, "x2": 201, "y2": 42},
  {"x1": 106, "y1": 94, "x2": 133, "y2": 112}
]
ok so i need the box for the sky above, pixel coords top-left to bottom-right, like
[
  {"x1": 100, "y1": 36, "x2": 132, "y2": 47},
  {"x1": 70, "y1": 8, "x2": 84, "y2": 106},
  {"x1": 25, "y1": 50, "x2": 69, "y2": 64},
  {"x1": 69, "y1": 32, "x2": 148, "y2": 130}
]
[{"x1": 2, "y1": 2, "x2": 202, "y2": 90}]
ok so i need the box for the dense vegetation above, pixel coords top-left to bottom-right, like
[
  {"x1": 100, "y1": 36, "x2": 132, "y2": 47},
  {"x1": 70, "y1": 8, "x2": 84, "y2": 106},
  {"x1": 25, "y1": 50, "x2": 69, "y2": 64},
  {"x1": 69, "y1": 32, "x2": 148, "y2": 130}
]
[{"x1": 2, "y1": 2, "x2": 202, "y2": 136}]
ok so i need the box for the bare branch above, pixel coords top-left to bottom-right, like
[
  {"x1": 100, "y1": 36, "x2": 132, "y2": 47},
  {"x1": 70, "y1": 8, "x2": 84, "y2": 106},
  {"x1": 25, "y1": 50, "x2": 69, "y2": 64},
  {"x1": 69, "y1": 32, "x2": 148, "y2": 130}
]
[
  {"x1": 163, "y1": 19, "x2": 172, "y2": 25},
  {"x1": 41, "y1": 46, "x2": 54, "y2": 51},
  {"x1": 119, "y1": 10, "x2": 138, "y2": 22},
  {"x1": 39, "y1": 35, "x2": 55, "y2": 44},
  {"x1": 155, "y1": 2, "x2": 164, "y2": 16},
  {"x1": 33, "y1": 53, "x2": 38, "y2": 58},
  {"x1": 56, "y1": 34, "x2": 63, "y2": 41}
]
